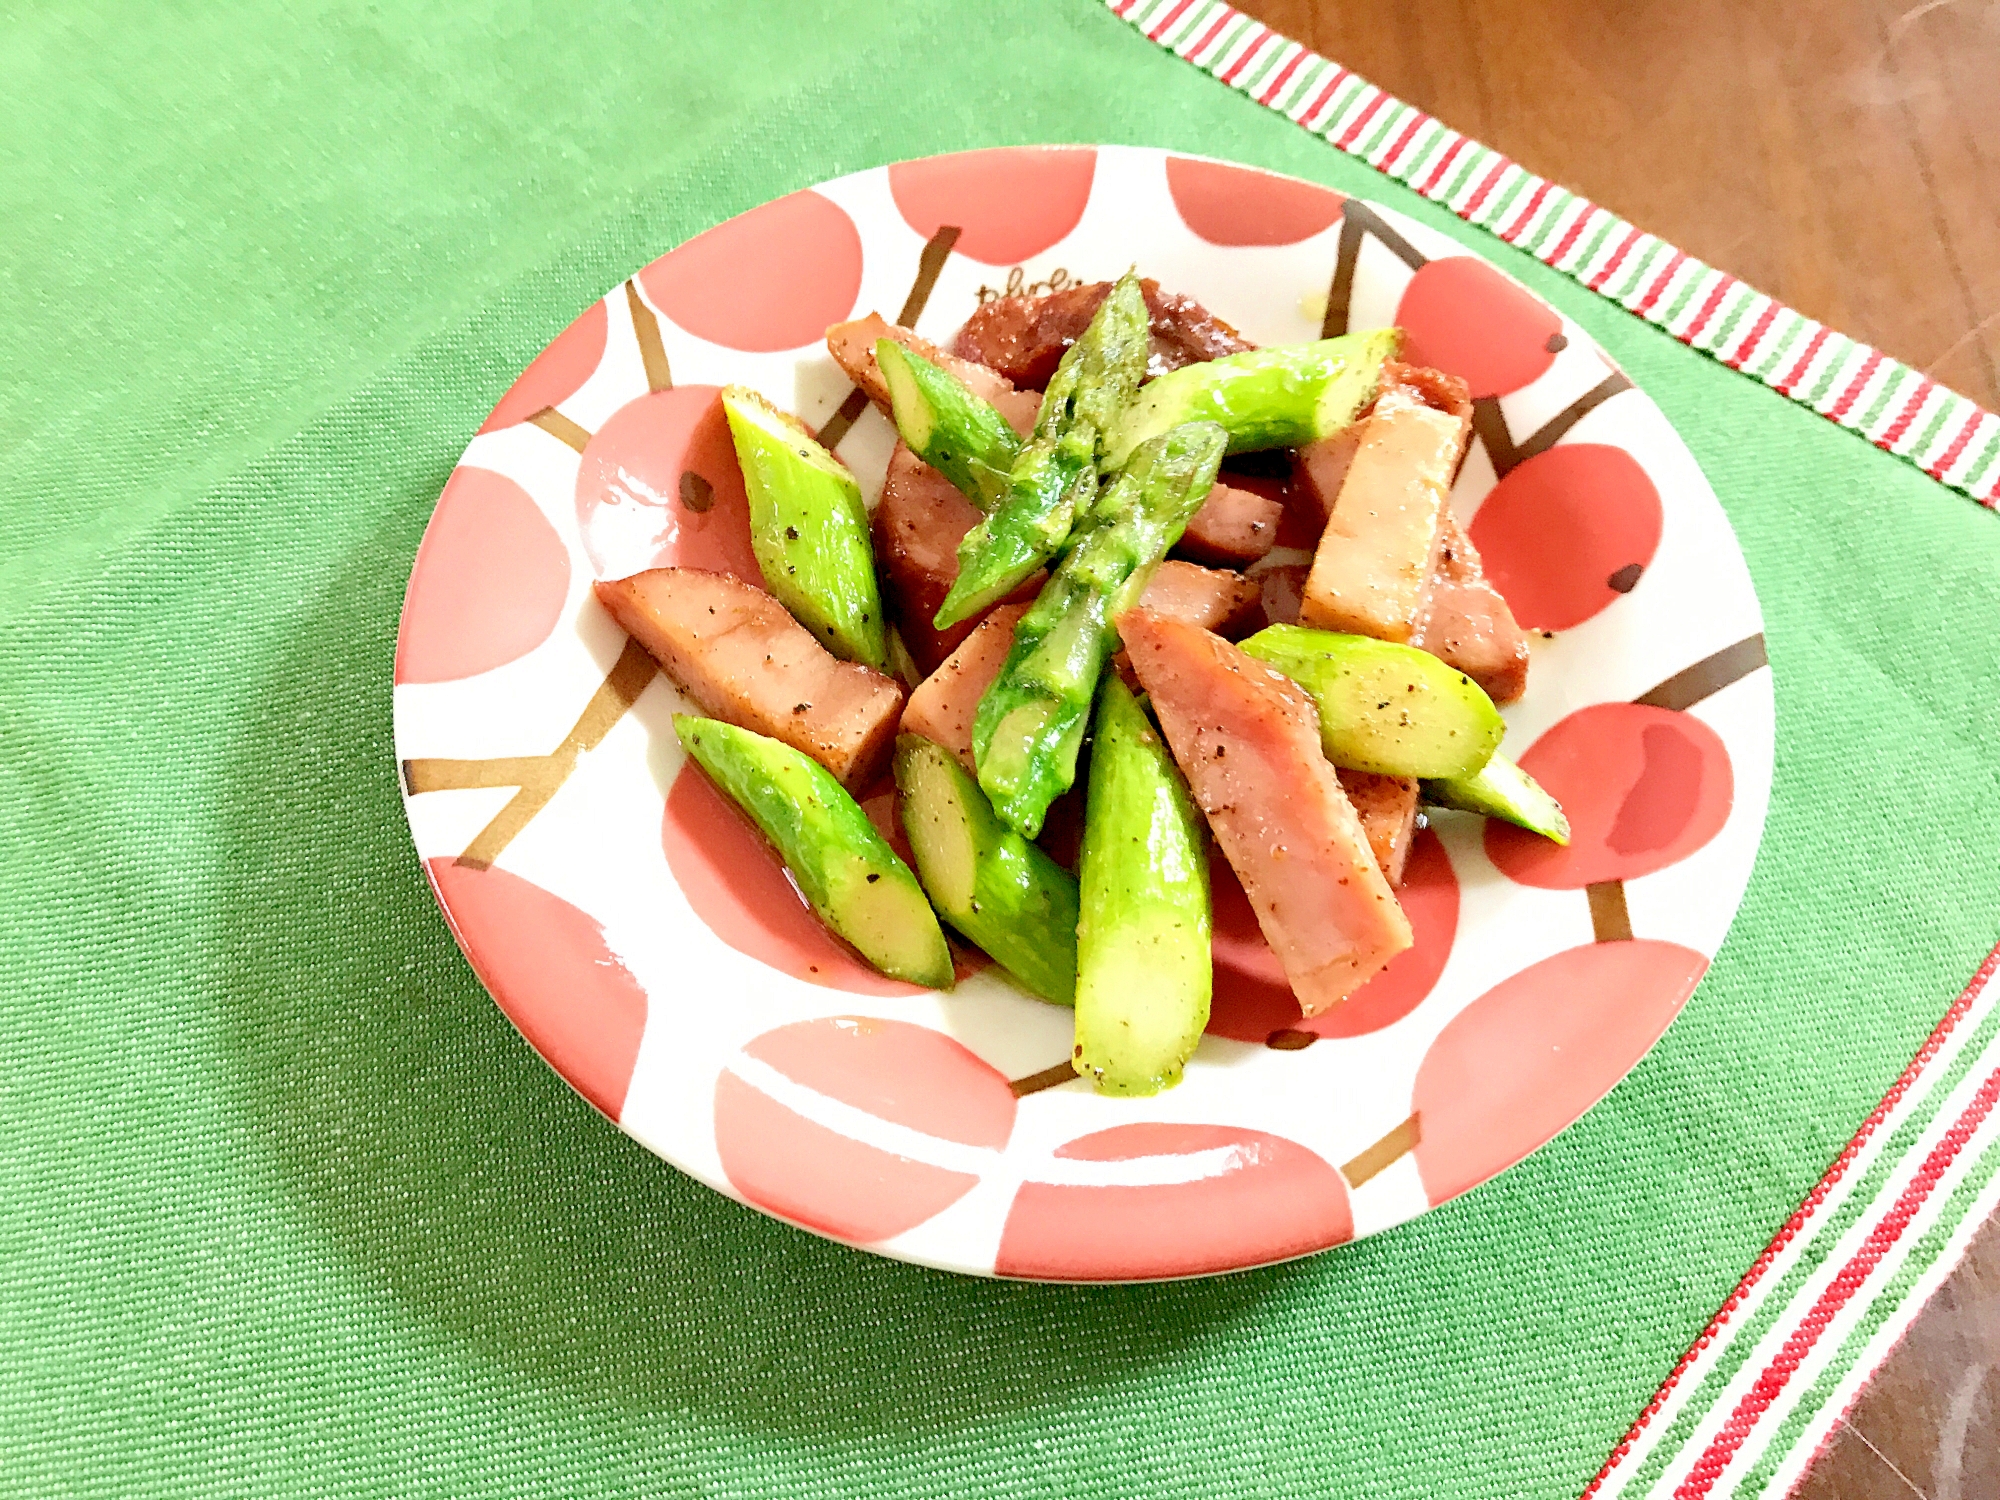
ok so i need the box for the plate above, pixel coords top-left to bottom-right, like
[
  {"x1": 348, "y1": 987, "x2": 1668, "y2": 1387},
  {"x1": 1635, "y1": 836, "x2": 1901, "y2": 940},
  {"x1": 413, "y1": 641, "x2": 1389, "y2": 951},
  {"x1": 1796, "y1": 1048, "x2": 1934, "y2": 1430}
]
[{"x1": 394, "y1": 146, "x2": 1771, "y2": 1280}]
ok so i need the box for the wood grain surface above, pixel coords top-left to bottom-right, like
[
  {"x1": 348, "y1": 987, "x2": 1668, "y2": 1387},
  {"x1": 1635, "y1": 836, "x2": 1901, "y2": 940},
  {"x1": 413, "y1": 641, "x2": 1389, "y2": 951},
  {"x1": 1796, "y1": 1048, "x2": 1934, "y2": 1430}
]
[
  {"x1": 1234, "y1": 0, "x2": 2000, "y2": 412},
  {"x1": 1228, "y1": 0, "x2": 2000, "y2": 1487}
]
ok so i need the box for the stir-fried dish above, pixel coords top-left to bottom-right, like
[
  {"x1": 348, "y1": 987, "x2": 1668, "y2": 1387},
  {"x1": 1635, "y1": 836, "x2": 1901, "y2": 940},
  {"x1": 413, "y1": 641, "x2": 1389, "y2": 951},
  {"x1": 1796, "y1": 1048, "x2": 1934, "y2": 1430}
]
[{"x1": 596, "y1": 271, "x2": 1569, "y2": 1097}]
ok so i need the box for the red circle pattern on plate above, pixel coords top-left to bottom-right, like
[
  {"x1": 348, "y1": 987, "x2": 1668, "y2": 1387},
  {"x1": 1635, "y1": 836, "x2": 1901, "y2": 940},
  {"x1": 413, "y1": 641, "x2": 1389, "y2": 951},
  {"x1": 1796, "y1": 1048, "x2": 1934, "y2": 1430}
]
[
  {"x1": 1206, "y1": 830, "x2": 1458, "y2": 1042},
  {"x1": 1468, "y1": 444, "x2": 1663, "y2": 632},
  {"x1": 888, "y1": 147, "x2": 1096, "y2": 266},
  {"x1": 714, "y1": 1016, "x2": 1016, "y2": 1243},
  {"x1": 479, "y1": 298, "x2": 609, "y2": 433},
  {"x1": 574, "y1": 385, "x2": 758, "y2": 582},
  {"x1": 1413, "y1": 939, "x2": 1709, "y2": 1204},
  {"x1": 1395, "y1": 256, "x2": 1562, "y2": 399},
  {"x1": 397, "y1": 466, "x2": 570, "y2": 684},
  {"x1": 1164, "y1": 156, "x2": 1344, "y2": 246},
  {"x1": 995, "y1": 1123, "x2": 1352, "y2": 1280},
  {"x1": 662, "y1": 768, "x2": 924, "y2": 998},
  {"x1": 426, "y1": 858, "x2": 648, "y2": 1119},
  {"x1": 637, "y1": 191, "x2": 864, "y2": 352},
  {"x1": 1488, "y1": 702, "x2": 1734, "y2": 889}
]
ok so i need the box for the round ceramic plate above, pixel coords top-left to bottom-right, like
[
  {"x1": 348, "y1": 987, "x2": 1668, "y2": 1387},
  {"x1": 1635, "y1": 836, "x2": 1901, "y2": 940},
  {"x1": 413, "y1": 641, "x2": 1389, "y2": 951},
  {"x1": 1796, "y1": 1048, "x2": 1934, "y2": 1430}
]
[{"x1": 394, "y1": 146, "x2": 1772, "y2": 1281}]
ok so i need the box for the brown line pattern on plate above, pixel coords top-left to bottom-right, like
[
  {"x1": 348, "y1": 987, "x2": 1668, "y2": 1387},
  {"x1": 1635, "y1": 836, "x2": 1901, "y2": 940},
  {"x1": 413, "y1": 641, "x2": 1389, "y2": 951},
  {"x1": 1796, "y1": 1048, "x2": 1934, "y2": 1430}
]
[
  {"x1": 1472, "y1": 372, "x2": 1633, "y2": 477},
  {"x1": 401, "y1": 638, "x2": 657, "y2": 869},
  {"x1": 1341, "y1": 1113, "x2": 1421, "y2": 1187},
  {"x1": 624, "y1": 279, "x2": 674, "y2": 393},
  {"x1": 812, "y1": 386, "x2": 871, "y2": 450},
  {"x1": 402, "y1": 755, "x2": 553, "y2": 796},
  {"x1": 1588, "y1": 881, "x2": 1635, "y2": 943},
  {"x1": 527, "y1": 406, "x2": 593, "y2": 453},
  {"x1": 1505, "y1": 372, "x2": 1634, "y2": 469},
  {"x1": 1009, "y1": 1061, "x2": 1080, "y2": 1098},
  {"x1": 895, "y1": 224, "x2": 961, "y2": 327},
  {"x1": 1320, "y1": 208, "x2": 1367, "y2": 340},
  {"x1": 1634, "y1": 633, "x2": 1769, "y2": 711},
  {"x1": 1321, "y1": 196, "x2": 1438, "y2": 337},
  {"x1": 1338, "y1": 197, "x2": 1429, "y2": 276}
]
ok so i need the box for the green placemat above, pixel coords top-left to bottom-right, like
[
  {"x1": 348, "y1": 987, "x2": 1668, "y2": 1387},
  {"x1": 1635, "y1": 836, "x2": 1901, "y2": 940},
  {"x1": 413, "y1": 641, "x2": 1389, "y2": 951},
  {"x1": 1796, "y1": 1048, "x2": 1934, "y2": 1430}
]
[{"x1": 3, "y1": 4, "x2": 1997, "y2": 1498}]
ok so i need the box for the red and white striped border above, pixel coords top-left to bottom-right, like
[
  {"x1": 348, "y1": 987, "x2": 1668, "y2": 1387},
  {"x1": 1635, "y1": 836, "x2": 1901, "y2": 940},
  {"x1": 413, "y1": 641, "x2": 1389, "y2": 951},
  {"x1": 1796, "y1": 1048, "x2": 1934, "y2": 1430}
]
[
  {"x1": 1106, "y1": 0, "x2": 2000, "y2": 509},
  {"x1": 1583, "y1": 943, "x2": 2000, "y2": 1497}
]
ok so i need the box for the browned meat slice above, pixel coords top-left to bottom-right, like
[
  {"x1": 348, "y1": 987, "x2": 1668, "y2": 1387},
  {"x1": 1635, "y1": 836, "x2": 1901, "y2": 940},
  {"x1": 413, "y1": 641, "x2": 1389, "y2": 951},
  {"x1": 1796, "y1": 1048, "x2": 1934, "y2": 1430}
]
[
  {"x1": 825, "y1": 313, "x2": 1040, "y2": 435},
  {"x1": 1256, "y1": 562, "x2": 1310, "y2": 630},
  {"x1": 1137, "y1": 560, "x2": 1262, "y2": 638},
  {"x1": 872, "y1": 442, "x2": 1045, "y2": 677},
  {"x1": 1337, "y1": 769, "x2": 1421, "y2": 887},
  {"x1": 951, "y1": 279, "x2": 1255, "y2": 389},
  {"x1": 1300, "y1": 363, "x2": 1473, "y2": 644},
  {"x1": 1412, "y1": 509, "x2": 1531, "y2": 703},
  {"x1": 898, "y1": 603, "x2": 1027, "y2": 773},
  {"x1": 1292, "y1": 363, "x2": 1472, "y2": 541},
  {"x1": 596, "y1": 568, "x2": 904, "y2": 789},
  {"x1": 1290, "y1": 423, "x2": 1363, "y2": 539},
  {"x1": 1118, "y1": 608, "x2": 1413, "y2": 1016},
  {"x1": 1176, "y1": 482, "x2": 1283, "y2": 566},
  {"x1": 1382, "y1": 362, "x2": 1474, "y2": 424}
]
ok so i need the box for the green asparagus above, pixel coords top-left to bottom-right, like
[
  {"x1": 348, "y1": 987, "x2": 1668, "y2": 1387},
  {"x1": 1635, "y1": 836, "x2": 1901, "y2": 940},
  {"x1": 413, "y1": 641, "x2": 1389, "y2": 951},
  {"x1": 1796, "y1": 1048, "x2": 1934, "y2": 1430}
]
[
  {"x1": 1073, "y1": 677, "x2": 1212, "y2": 1096},
  {"x1": 720, "y1": 386, "x2": 888, "y2": 670},
  {"x1": 674, "y1": 717, "x2": 953, "y2": 988},
  {"x1": 933, "y1": 273, "x2": 1151, "y2": 629},
  {"x1": 1103, "y1": 328, "x2": 1401, "y2": 470},
  {"x1": 1239, "y1": 623, "x2": 1506, "y2": 780},
  {"x1": 972, "y1": 421, "x2": 1228, "y2": 837},
  {"x1": 1425, "y1": 752, "x2": 1571, "y2": 844},
  {"x1": 875, "y1": 339, "x2": 1021, "y2": 512},
  {"x1": 893, "y1": 735, "x2": 1079, "y2": 1005}
]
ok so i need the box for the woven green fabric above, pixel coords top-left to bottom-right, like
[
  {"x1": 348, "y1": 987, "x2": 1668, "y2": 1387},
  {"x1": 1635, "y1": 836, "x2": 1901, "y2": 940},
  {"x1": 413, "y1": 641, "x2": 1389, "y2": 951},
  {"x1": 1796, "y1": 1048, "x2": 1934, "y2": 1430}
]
[{"x1": 4, "y1": 2, "x2": 1997, "y2": 1496}]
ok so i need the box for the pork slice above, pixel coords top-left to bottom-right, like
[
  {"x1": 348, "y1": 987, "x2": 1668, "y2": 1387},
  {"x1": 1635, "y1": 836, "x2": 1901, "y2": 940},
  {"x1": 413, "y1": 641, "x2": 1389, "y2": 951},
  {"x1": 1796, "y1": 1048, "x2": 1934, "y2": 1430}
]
[
  {"x1": 1336, "y1": 769, "x2": 1421, "y2": 887},
  {"x1": 1118, "y1": 607, "x2": 1413, "y2": 1016},
  {"x1": 1300, "y1": 363, "x2": 1473, "y2": 644},
  {"x1": 595, "y1": 568, "x2": 904, "y2": 789},
  {"x1": 825, "y1": 313, "x2": 1040, "y2": 435},
  {"x1": 1137, "y1": 560, "x2": 1263, "y2": 638},
  {"x1": 1176, "y1": 482, "x2": 1283, "y2": 566},
  {"x1": 1292, "y1": 363, "x2": 1472, "y2": 541},
  {"x1": 873, "y1": 445, "x2": 981, "y2": 676},
  {"x1": 872, "y1": 440, "x2": 1048, "y2": 676},
  {"x1": 1411, "y1": 509, "x2": 1531, "y2": 703},
  {"x1": 1256, "y1": 562, "x2": 1310, "y2": 630},
  {"x1": 1291, "y1": 422, "x2": 1364, "y2": 539},
  {"x1": 950, "y1": 278, "x2": 1255, "y2": 390},
  {"x1": 1381, "y1": 361, "x2": 1474, "y2": 424},
  {"x1": 871, "y1": 442, "x2": 1045, "y2": 676},
  {"x1": 898, "y1": 603, "x2": 1028, "y2": 773}
]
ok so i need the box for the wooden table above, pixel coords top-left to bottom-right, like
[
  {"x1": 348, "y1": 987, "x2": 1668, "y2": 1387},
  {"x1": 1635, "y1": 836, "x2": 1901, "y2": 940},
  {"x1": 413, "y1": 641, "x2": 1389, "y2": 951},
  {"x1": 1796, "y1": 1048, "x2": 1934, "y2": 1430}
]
[{"x1": 1231, "y1": 1, "x2": 2000, "y2": 1491}]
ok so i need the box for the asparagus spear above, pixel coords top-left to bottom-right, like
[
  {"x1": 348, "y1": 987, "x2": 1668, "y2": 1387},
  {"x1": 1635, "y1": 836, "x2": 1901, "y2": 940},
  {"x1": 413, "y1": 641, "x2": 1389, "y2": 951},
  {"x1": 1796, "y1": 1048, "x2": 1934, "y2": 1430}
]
[
  {"x1": 1073, "y1": 676, "x2": 1212, "y2": 1095},
  {"x1": 674, "y1": 717, "x2": 953, "y2": 988},
  {"x1": 1425, "y1": 751, "x2": 1570, "y2": 843},
  {"x1": 1239, "y1": 623, "x2": 1506, "y2": 780},
  {"x1": 893, "y1": 735, "x2": 1079, "y2": 1005},
  {"x1": 972, "y1": 421, "x2": 1228, "y2": 837},
  {"x1": 720, "y1": 386, "x2": 888, "y2": 670},
  {"x1": 875, "y1": 338, "x2": 1022, "y2": 512},
  {"x1": 932, "y1": 273, "x2": 1151, "y2": 629},
  {"x1": 1103, "y1": 328, "x2": 1401, "y2": 470}
]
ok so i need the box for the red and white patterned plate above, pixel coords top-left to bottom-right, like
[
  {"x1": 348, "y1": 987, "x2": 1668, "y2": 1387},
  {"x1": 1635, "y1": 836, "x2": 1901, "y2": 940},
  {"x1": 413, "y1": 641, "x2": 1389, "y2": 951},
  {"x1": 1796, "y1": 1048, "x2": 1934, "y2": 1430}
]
[{"x1": 394, "y1": 146, "x2": 1772, "y2": 1280}]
